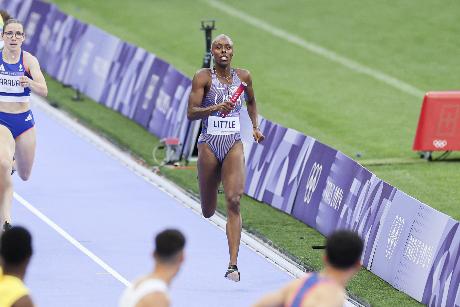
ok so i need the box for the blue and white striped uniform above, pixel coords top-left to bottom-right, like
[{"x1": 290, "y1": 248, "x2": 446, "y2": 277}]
[
  {"x1": 0, "y1": 50, "x2": 35, "y2": 139},
  {"x1": 198, "y1": 68, "x2": 244, "y2": 163}
]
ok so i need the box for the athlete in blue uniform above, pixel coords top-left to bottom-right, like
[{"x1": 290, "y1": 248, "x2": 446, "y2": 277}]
[
  {"x1": 0, "y1": 19, "x2": 48, "y2": 231},
  {"x1": 187, "y1": 34, "x2": 264, "y2": 281},
  {"x1": 252, "y1": 230, "x2": 363, "y2": 307}
]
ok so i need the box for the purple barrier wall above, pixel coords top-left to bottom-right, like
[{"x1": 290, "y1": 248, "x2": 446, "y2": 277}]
[
  {"x1": 245, "y1": 119, "x2": 314, "y2": 214},
  {"x1": 0, "y1": 0, "x2": 32, "y2": 23},
  {"x1": 131, "y1": 57, "x2": 169, "y2": 128},
  {"x1": 156, "y1": 77, "x2": 192, "y2": 140},
  {"x1": 370, "y1": 191, "x2": 457, "y2": 303},
  {"x1": 338, "y1": 171, "x2": 397, "y2": 269},
  {"x1": 422, "y1": 219, "x2": 460, "y2": 306},
  {"x1": 35, "y1": 7, "x2": 88, "y2": 82},
  {"x1": 99, "y1": 43, "x2": 150, "y2": 116},
  {"x1": 247, "y1": 124, "x2": 459, "y2": 306},
  {"x1": 148, "y1": 66, "x2": 185, "y2": 137},
  {"x1": 0, "y1": 0, "x2": 51, "y2": 54},
  {"x1": 20, "y1": 0, "x2": 51, "y2": 54},
  {"x1": 61, "y1": 26, "x2": 121, "y2": 102},
  {"x1": 291, "y1": 141, "x2": 337, "y2": 229}
]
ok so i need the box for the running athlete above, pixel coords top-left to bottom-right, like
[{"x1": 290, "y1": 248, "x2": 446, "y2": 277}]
[
  {"x1": 0, "y1": 226, "x2": 35, "y2": 307},
  {"x1": 252, "y1": 230, "x2": 363, "y2": 307},
  {"x1": 0, "y1": 19, "x2": 48, "y2": 231},
  {"x1": 119, "y1": 229, "x2": 186, "y2": 307},
  {"x1": 187, "y1": 34, "x2": 264, "y2": 282}
]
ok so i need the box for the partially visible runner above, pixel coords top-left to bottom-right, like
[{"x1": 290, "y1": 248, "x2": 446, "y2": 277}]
[
  {"x1": 0, "y1": 11, "x2": 12, "y2": 51},
  {"x1": 0, "y1": 226, "x2": 35, "y2": 307},
  {"x1": 252, "y1": 230, "x2": 364, "y2": 307},
  {"x1": 0, "y1": 18, "x2": 48, "y2": 231},
  {"x1": 187, "y1": 34, "x2": 264, "y2": 282},
  {"x1": 119, "y1": 229, "x2": 186, "y2": 307}
]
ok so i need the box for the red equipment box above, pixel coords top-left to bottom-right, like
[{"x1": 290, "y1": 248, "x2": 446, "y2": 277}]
[{"x1": 413, "y1": 91, "x2": 460, "y2": 152}]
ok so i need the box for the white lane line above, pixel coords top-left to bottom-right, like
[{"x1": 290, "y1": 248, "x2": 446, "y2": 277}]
[
  {"x1": 205, "y1": 0, "x2": 424, "y2": 98},
  {"x1": 13, "y1": 192, "x2": 131, "y2": 287}
]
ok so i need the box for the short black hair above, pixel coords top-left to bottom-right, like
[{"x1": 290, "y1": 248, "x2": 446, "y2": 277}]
[
  {"x1": 326, "y1": 230, "x2": 363, "y2": 269},
  {"x1": 155, "y1": 229, "x2": 185, "y2": 261},
  {"x1": 0, "y1": 226, "x2": 33, "y2": 265}
]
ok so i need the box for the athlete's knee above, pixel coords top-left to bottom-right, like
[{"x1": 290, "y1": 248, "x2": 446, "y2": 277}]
[
  {"x1": 0, "y1": 156, "x2": 13, "y2": 176},
  {"x1": 226, "y1": 193, "x2": 242, "y2": 213}
]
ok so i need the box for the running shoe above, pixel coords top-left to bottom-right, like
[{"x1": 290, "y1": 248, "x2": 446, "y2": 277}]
[{"x1": 224, "y1": 264, "x2": 240, "y2": 282}]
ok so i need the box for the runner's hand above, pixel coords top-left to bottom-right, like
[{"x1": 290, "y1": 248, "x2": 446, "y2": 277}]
[
  {"x1": 19, "y1": 76, "x2": 31, "y2": 88},
  {"x1": 215, "y1": 101, "x2": 234, "y2": 113},
  {"x1": 253, "y1": 127, "x2": 265, "y2": 143}
]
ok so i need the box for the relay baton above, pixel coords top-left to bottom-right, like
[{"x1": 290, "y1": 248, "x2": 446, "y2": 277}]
[{"x1": 221, "y1": 82, "x2": 247, "y2": 118}]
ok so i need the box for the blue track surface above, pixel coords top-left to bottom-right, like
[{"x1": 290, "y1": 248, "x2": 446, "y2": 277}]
[{"x1": 11, "y1": 104, "x2": 293, "y2": 306}]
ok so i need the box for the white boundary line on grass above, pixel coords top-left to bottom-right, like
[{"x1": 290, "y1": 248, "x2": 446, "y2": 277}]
[
  {"x1": 13, "y1": 192, "x2": 131, "y2": 287},
  {"x1": 205, "y1": 0, "x2": 424, "y2": 98},
  {"x1": 32, "y1": 95, "x2": 364, "y2": 307}
]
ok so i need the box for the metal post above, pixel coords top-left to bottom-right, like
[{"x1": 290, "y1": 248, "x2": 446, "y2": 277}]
[
  {"x1": 180, "y1": 21, "x2": 216, "y2": 162},
  {"x1": 201, "y1": 20, "x2": 216, "y2": 68}
]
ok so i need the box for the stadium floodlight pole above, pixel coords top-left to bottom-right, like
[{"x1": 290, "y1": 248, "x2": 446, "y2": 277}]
[{"x1": 201, "y1": 20, "x2": 216, "y2": 68}]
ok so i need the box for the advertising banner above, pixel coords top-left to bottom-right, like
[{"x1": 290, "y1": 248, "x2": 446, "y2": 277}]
[
  {"x1": 148, "y1": 66, "x2": 184, "y2": 138},
  {"x1": 244, "y1": 120, "x2": 287, "y2": 201},
  {"x1": 35, "y1": 9, "x2": 88, "y2": 82},
  {"x1": 21, "y1": 0, "x2": 52, "y2": 54},
  {"x1": 422, "y1": 218, "x2": 460, "y2": 306},
  {"x1": 370, "y1": 191, "x2": 452, "y2": 302},
  {"x1": 131, "y1": 57, "x2": 169, "y2": 128},
  {"x1": 99, "y1": 43, "x2": 150, "y2": 117},
  {"x1": 0, "y1": 0, "x2": 32, "y2": 23},
  {"x1": 259, "y1": 130, "x2": 313, "y2": 214},
  {"x1": 61, "y1": 25, "x2": 121, "y2": 102},
  {"x1": 291, "y1": 141, "x2": 337, "y2": 229},
  {"x1": 339, "y1": 172, "x2": 397, "y2": 269},
  {"x1": 157, "y1": 77, "x2": 192, "y2": 139},
  {"x1": 313, "y1": 151, "x2": 361, "y2": 235}
]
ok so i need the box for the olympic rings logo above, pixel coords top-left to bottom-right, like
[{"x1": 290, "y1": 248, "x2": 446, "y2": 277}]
[
  {"x1": 304, "y1": 162, "x2": 322, "y2": 204},
  {"x1": 433, "y1": 139, "x2": 447, "y2": 148}
]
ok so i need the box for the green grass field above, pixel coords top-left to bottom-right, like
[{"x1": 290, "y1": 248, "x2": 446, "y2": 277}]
[{"x1": 44, "y1": 0, "x2": 460, "y2": 305}]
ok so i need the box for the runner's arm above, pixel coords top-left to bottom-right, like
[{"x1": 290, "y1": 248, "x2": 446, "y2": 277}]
[
  {"x1": 238, "y1": 69, "x2": 264, "y2": 142},
  {"x1": 187, "y1": 69, "x2": 232, "y2": 120},
  {"x1": 22, "y1": 53, "x2": 47, "y2": 97}
]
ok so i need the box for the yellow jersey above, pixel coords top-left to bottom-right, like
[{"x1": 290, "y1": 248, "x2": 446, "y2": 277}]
[{"x1": 0, "y1": 268, "x2": 29, "y2": 307}]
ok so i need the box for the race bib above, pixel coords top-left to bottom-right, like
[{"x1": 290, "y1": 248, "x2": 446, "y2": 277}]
[
  {"x1": 207, "y1": 116, "x2": 240, "y2": 135},
  {"x1": 0, "y1": 72, "x2": 23, "y2": 93}
]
